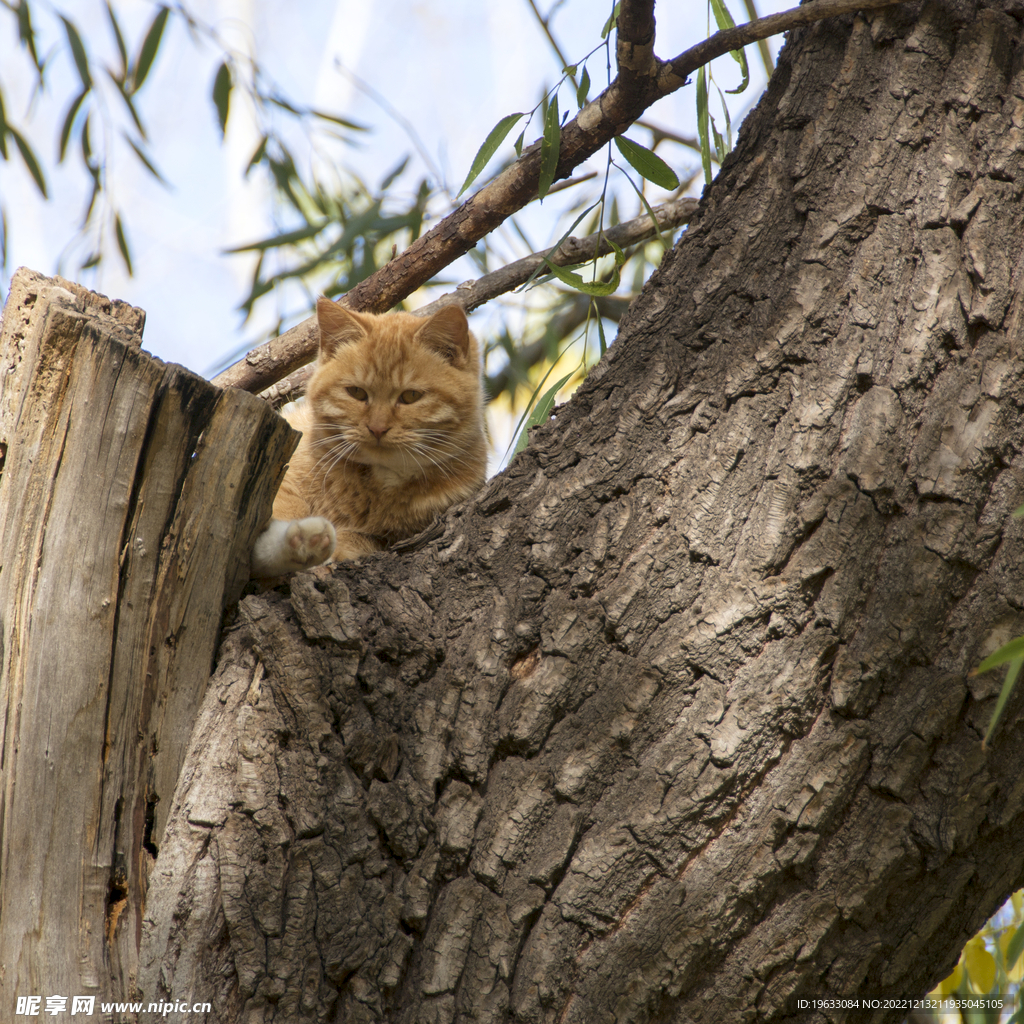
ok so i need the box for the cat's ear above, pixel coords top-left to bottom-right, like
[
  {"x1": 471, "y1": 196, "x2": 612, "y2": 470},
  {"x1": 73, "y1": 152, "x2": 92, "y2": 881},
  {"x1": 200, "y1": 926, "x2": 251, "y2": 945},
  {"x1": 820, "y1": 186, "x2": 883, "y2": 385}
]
[
  {"x1": 415, "y1": 305, "x2": 471, "y2": 367},
  {"x1": 317, "y1": 298, "x2": 369, "y2": 359}
]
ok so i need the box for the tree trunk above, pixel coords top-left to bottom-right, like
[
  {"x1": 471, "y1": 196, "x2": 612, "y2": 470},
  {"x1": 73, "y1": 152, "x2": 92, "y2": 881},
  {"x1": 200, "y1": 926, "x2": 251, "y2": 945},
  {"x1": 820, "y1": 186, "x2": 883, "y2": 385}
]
[
  {"x1": 137, "y1": 2, "x2": 1024, "y2": 1021},
  {"x1": 0, "y1": 271, "x2": 295, "y2": 1011},
  {"x1": 7, "y1": 0, "x2": 1024, "y2": 1022}
]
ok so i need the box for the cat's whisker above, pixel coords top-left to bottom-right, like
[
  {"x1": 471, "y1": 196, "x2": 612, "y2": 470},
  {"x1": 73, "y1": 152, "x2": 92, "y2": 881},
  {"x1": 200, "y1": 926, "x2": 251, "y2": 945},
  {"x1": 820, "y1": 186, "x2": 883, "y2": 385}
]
[
  {"x1": 403, "y1": 440, "x2": 468, "y2": 482},
  {"x1": 401, "y1": 447, "x2": 431, "y2": 481},
  {"x1": 311, "y1": 439, "x2": 360, "y2": 485},
  {"x1": 400, "y1": 441, "x2": 446, "y2": 477}
]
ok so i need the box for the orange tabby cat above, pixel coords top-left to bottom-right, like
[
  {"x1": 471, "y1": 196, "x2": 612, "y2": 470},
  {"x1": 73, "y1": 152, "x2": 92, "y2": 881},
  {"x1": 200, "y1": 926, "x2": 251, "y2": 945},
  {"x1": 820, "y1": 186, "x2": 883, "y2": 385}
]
[{"x1": 251, "y1": 298, "x2": 487, "y2": 577}]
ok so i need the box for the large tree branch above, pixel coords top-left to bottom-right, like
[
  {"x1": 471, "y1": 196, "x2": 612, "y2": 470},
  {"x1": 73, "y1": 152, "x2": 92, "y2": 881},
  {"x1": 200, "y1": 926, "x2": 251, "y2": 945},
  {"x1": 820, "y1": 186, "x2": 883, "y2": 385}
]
[{"x1": 212, "y1": 0, "x2": 904, "y2": 395}]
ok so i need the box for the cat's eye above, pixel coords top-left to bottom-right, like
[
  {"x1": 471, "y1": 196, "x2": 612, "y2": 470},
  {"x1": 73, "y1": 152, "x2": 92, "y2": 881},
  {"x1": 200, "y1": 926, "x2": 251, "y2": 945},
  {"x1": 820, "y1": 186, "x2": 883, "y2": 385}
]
[
  {"x1": 347, "y1": 386, "x2": 368, "y2": 402},
  {"x1": 398, "y1": 390, "x2": 423, "y2": 404}
]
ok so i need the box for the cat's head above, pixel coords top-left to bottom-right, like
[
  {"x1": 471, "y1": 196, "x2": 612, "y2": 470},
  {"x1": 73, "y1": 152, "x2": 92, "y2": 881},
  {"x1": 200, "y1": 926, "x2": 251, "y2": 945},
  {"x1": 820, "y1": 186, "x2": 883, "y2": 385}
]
[{"x1": 305, "y1": 298, "x2": 485, "y2": 477}]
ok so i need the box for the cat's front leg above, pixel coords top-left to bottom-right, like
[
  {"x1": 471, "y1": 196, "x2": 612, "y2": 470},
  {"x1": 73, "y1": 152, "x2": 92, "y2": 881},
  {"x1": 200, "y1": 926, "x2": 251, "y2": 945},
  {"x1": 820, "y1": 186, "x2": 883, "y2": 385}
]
[
  {"x1": 332, "y1": 530, "x2": 383, "y2": 561},
  {"x1": 251, "y1": 517, "x2": 337, "y2": 578}
]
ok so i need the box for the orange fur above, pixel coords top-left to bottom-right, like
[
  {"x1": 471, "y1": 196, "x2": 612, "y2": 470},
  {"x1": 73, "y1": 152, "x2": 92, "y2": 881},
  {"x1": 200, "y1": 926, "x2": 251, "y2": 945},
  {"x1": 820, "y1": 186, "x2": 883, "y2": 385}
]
[{"x1": 272, "y1": 299, "x2": 487, "y2": 562}]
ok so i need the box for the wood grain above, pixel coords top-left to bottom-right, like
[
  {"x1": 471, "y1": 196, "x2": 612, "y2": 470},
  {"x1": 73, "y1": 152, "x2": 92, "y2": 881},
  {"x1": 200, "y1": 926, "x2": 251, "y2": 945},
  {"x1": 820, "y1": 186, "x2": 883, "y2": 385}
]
[{"x1": 0, "y1": 270, "x2": 297, "y2": 1005}]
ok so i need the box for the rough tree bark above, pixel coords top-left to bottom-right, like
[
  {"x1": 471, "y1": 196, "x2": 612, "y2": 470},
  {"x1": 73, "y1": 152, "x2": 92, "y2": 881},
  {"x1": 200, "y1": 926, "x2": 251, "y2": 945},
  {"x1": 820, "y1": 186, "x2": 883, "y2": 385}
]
[{"x1": 133, "y1": 2, "x2": 1024, "y2": 1023}]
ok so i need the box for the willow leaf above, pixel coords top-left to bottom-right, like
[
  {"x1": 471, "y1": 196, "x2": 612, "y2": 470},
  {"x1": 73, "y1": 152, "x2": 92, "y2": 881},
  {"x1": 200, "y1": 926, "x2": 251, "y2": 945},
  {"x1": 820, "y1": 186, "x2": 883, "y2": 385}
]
[
  {"x1": 709, "y1": 0, "x2": 750, "y2": 93},
  {"x1": 983, "y1": 653, "x2": 1024, "y2": 748},
  {"x1": 513, "y1": 369, "x2": 577, "y2": 456},
  {"x1": 106, "y1": 2, "x2": 128, "y2": 79},
  {"x1": 613, "y1": 136, "x2": 679, "y2": 190},
  {"x1": 9, "y1": 127, "x2": 47, "y2": 196},
  {"x1": 538, "y1": 95, "x2": 560, "y2": 200},
  {"x1": 458, "y1": 112, "x2": 524, "y2": 197},
  {"x1": 212, "y1": 62, "x2": 231, "y2": 137},
  {"x1": 577, "y1": 66, "x2": 591, "y2": 108},
  {"x1": 114, "y1": 213, "x2": 133, "y2": 275},
  {"x1": 132, "y1": 7, "x2": 169, "y2": 92},
  {"x1": 60, "y1": 16, "x2": 92, "y2": 92},
  {"x1": 696, "y1": 66, "x2": 712, "y2": 185},
  {"x1": 59, "y1": 90, "x2": 88, "y2": 162}
]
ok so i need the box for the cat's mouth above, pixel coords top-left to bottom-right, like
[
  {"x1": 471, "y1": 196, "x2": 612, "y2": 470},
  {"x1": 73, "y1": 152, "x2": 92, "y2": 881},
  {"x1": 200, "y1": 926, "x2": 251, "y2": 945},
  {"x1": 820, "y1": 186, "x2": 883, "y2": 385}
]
[
  {"x1": 362, "y1": 442, "x2": 437, "y2": 478},
  {"x1": 353, "y1": 438, "x2": 406, "y2": 464}
]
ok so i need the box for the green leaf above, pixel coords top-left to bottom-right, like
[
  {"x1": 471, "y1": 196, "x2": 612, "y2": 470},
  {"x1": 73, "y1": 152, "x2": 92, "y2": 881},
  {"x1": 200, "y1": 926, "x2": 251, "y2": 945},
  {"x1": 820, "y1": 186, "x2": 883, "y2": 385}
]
[
  {"x1": 715, "y1": 83, "x2": 734, "y2": 151},
  {"x1": 81, "y1": 113, "x2": 93, "y2": 167},
  {"x1": 0, "y1": 88, "x2": 9, "y2": 159},
  {"x1": 267, "y1": 94, "x2": 301, "y2": 115},
  {"x1": 613, "y1": 136, "x2": 679, "y2": 190},
  {"x1": 60, "y1": 16, "x2": 92, "y2": 92},
  {"x1": 16, "y1": 0, "x2": 42, "y2": 73},
  {"x1": 123, "y1": 134, "x2": 167, "y2": 184},
  {"x1": 518, "y1": 201, "x2": 599, "y2": 293},
  {"x1": 711, "y1": 113, "x2": 726, "y2": 165},
  {"x1": 513, "y1": 369, "x2": 577, "y2": 456},
  {"x1": 58, "y1": 90, "x2": 88, "y2": 162},
  {"x1": 225, "y1": 222, "x2": 326, "y2": 253},
  {"x1": 538, "y1": 95, "x2": 561, "y2": 200},
  {"x1": 8, "y1": 127, "x2": 47, "y2": 197},
  {"x1": 983, "y1": 653, "x2": 1024, "y2": 748},
  {"x1": 620, "y1": 169, "x2": 669, "y2": 247},
  {"x1": 696, "y1": 66, "x2": 713, "y2": 185},
  {"x1": 457, "y1": 112, "x2": 524, "y2": 197},
  {"x1": 977, "y1": 636, "x2": 1024, "y2": 673},
  {"x1": 310, "y1": 110, "x2": 368, "y2": 132},
  {"x1": 541, "y1": 240, "x2": 625, "y2": 297},
  {"x1": 1006, "y1": 922, "x2": 1024, "y2": 972},
  {"x1": 132, "y1": 7, "x2": 169, "y2": 93},
  {"x1": 246, "y1": 136, "x2": 268, "y2": 175},
  {"x1": 576, "y1": 66, "x2": 591, "y2": 108},
  {"x1": 597, "y1": 310, "x2": 608, "y2": 355},
  {"x1": 601, "y1": 2, "x2": 621, "y2": 38},
  {"x1": 380, "y1": 156, "x2": 409, "y2": 191},
  {"x1": 514, "y1": 129, "x2": 525, "y2": 157},
  {"x1": 726, "y1": 57, "x2": 750, "y2": 96},
  {"x1": 108, "y1": 70, "x2": 146, "y2": 137},
  {"x1": 106, "y1": 1, "x2": 128, "y2": 79},
  {"x1": 212, "y1": 61, "x2": 231, "y2": 137},
  {"x1": 709, "y1": 0, "x2": 750, "y2": 94},
  {"x1": 81, "y1": 251, "x2": 102, "y2": 270},
  {"x1": 83, "y1": 179, "x2": 100, "y2": 224},
  {"x1": 114, "y1": 213, "x2": 133, "y2": 275},
  {"x1": 563, "y1": 64, "x2": 577, "y2": 77}
]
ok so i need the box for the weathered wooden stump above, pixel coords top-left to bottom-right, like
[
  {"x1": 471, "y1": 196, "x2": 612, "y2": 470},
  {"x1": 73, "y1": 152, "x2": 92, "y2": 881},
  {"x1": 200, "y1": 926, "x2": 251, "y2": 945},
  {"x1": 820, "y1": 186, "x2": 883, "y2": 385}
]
[{"x1": 0, "y1": 269, "x2": 295, "y2": 1008}]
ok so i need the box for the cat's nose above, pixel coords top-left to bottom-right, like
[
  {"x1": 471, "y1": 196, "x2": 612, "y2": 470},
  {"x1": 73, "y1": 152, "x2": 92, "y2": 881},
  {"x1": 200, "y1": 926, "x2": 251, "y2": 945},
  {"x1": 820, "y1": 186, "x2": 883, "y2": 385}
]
[{"x1": 368, "y1": 425, "x2": 390, "y2": 441}]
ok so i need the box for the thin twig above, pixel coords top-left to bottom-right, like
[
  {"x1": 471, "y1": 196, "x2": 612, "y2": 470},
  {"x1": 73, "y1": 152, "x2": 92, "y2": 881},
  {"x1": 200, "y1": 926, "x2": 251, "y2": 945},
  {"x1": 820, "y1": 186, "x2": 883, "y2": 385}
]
[
  {"x1": 636, "y1": 119, "x2": 701, "y2": 154},
  {"x1": 524, "y1": 0, "x2": 578, "y2": 87},
  {"x1": 334, "y1": 61, "x2": 448, "y2": 194}
]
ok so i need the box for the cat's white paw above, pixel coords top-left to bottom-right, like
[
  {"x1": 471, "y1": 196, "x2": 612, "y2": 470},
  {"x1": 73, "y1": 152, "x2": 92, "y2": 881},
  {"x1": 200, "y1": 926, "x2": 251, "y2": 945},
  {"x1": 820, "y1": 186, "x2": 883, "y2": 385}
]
[
  {"x1": 251, "y1": 517, "x2": 337, "y2": 577},
  {"x1": 285, "y1": 517, "x2": 337, "y2": 568}
]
